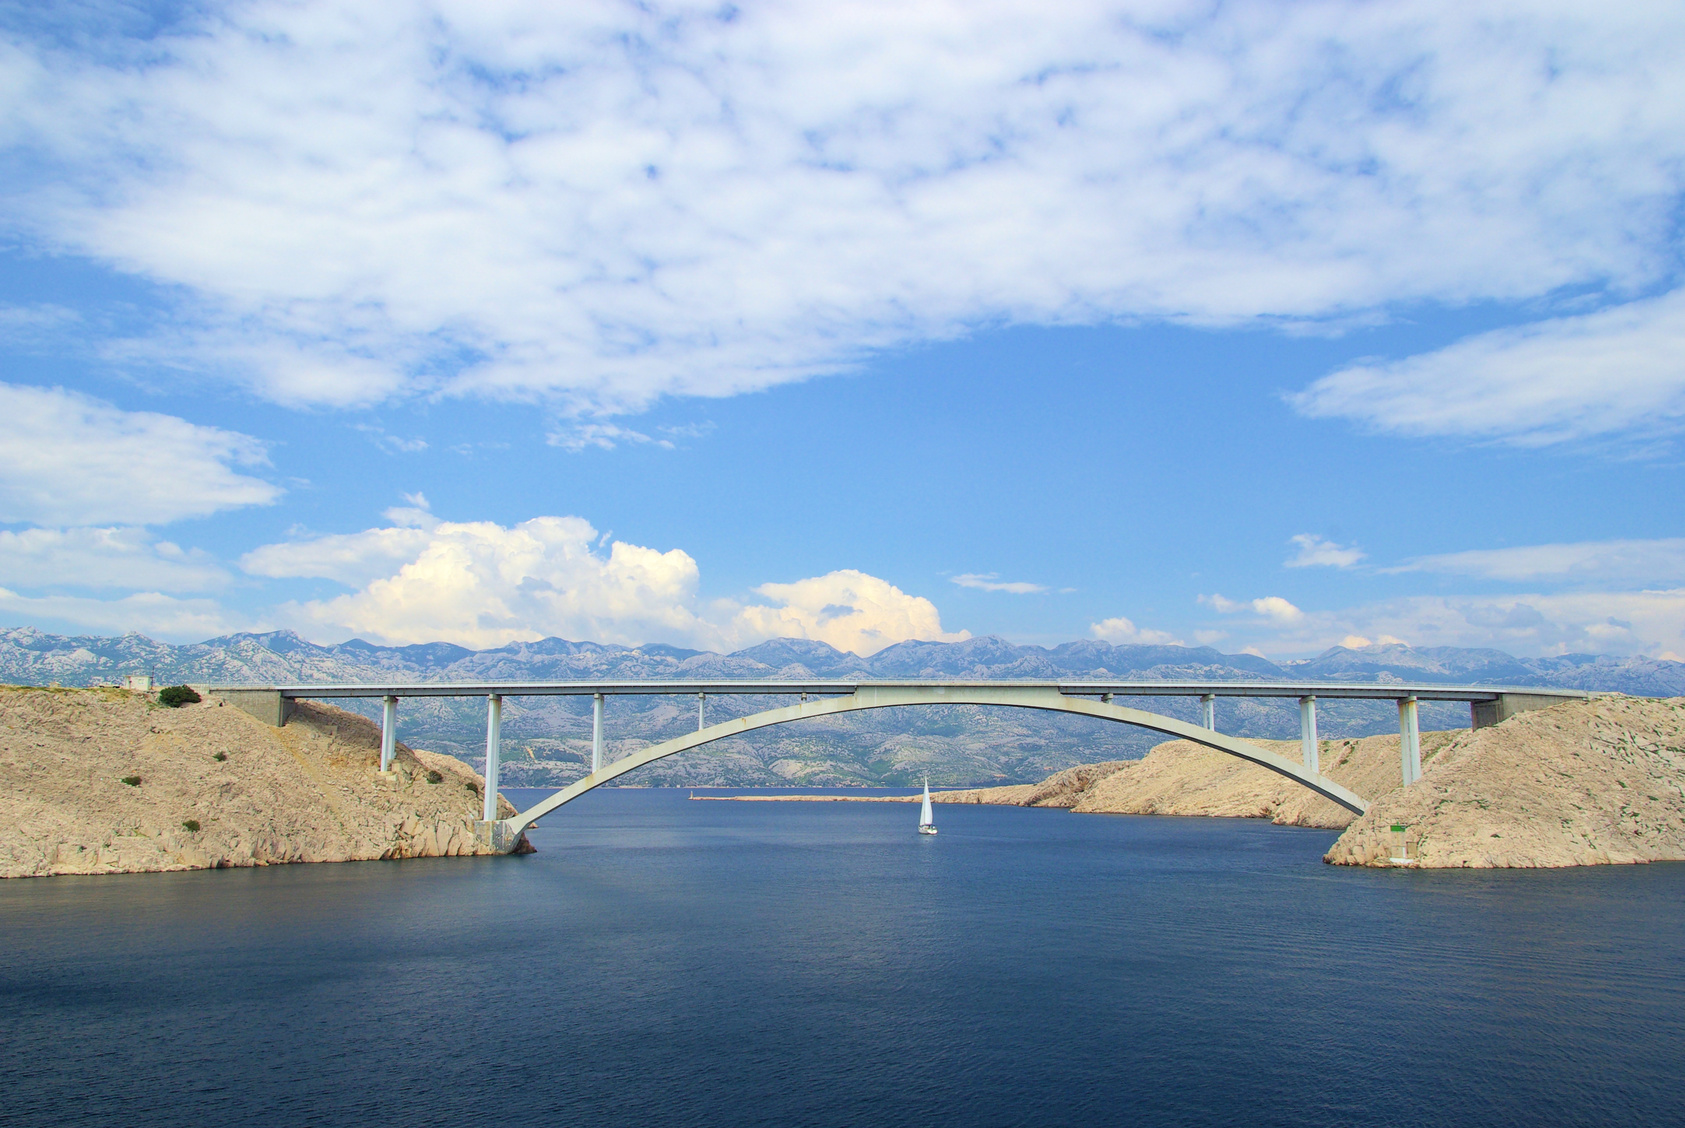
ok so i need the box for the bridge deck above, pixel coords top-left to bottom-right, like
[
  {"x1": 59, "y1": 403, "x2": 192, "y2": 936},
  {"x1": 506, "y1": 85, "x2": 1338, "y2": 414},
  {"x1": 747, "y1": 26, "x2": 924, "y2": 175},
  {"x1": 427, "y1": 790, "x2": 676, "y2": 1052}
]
[{"x1": 236, "y1": 679, "x2": 1590, "y2": 703}]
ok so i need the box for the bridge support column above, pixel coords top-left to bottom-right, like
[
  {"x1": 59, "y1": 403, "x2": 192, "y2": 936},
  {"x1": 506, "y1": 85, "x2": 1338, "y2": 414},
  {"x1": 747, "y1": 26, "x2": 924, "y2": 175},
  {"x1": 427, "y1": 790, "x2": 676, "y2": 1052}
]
[
  {"x1": 1299, "y1": 695, "x2": 1319, "y2": 774},
  {"x1": 1398, "y1": 696, "x2": 1421, "y2": 786},
  {"x1": 592, "y1": 692, "x2": 604, "y2": 773},
  {"x1": 380, "y1": 695, "x2": 397, "y2": 772},
  {"x1": 697, "y1": 692, "x2": 706, "y2": 732},
  {"x1": 1201, "y1": 694, "x2": 1216, "y2": 731},
  {"x1": 484, "y1": 694, "x2": 502, "y2": 823}
]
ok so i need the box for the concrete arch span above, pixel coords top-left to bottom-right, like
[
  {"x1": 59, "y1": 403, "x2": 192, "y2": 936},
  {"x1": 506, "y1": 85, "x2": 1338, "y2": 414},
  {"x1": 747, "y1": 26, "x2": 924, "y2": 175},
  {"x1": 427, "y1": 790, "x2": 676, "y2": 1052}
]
[{"x1": 503, "y1": 684, "x2": 1368, "y2": 837}]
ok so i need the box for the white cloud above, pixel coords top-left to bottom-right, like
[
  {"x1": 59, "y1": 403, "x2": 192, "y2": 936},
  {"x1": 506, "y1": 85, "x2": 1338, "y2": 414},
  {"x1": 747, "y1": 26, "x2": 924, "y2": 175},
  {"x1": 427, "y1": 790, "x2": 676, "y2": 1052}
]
[
  {"x1": 951, "y1": 573, "x2": 1048, "y2": 594},
  {"x1": 0, "y1": 527, "x2": 228, "y2": 592},
  {"x1": 241, "y1": 525, "x2": 439, "y2": 589},
  {"x1": 0, "y1": 383, "x2": 281, "y2": 525},
  {"x1": 1203, "y1": 590, "x2": 1685, "y2": 659},
  {"x1": 1285, "y1": 534, "x2": 1365, "y2": 569},
  {"x1": 4, "y1": 2, "x2": 1682, "y2": 411},
  {"x1": 1291, "y1": 288, "x2": 1685, "y2": 444},
  {"x1": 1390, "y1": 538, "x2": 1685, "y2": 584},
  {"x1": 1089, "y1": 616, "x2": 1181, "y2": 646},
  {"x1": 1203, "y1": 593, "x2": 1306, "y2": 625},
  {"x1": 736, "y1": 570, "x2": 969, "y2": 656},
  {"x1": 0, "y1": 587, "x2": 244, "y2": 641},
  {"x1": 252, "y1": 513, "x2": 965, "y2": 654},
  {"x1": 547, "y1": 422, "x2": 673, "y2": 453}
]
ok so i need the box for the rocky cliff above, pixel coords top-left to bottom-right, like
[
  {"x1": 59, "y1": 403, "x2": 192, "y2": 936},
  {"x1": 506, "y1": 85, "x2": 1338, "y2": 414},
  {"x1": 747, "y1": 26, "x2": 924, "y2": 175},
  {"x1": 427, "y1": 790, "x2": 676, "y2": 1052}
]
[{"x1": 0, "y1": 687, "x2": 523, "y2": 879}]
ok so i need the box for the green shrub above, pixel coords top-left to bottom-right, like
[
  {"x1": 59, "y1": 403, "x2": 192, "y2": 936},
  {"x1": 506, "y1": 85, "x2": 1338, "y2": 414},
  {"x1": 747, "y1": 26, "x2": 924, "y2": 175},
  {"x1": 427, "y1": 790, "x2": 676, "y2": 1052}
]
[
  {"x1": 427, "y1": 770, "x2": 443, "y2": 784},
  {"x1": 213, "y1": 752, "x2": 227, "y2": 762},
  {"x1": 159, "y1": 685, "x2": 201, "y2": 708},
  {"x1": 182, "y1": 819, "x2": 201, "y2": 833},
  {"x1": 120, "y1": 775, "x2": 142, "y2": 786}
]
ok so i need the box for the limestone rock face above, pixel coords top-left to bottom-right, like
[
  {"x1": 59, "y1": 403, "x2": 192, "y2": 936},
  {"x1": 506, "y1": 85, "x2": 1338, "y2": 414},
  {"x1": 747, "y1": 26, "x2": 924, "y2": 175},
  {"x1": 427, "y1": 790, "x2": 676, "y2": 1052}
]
[
  {"x1": 1325, "y1": 695, "x2": 1685, "y2": 868},
  {"x1": 0, "y1": 687, "x2": 523, "y2": 879}
]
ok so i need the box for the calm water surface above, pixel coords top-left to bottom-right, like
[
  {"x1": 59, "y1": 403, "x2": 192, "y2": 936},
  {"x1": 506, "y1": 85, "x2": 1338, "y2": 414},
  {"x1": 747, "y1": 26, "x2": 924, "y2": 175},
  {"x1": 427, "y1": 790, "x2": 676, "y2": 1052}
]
[{"x1": 2, "y1": 789, "x2": 1683, "y2": 1127}]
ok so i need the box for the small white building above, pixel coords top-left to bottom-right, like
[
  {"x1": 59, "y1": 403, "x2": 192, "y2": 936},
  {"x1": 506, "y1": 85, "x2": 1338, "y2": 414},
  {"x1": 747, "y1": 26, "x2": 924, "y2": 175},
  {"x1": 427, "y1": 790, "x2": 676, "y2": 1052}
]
[{"x1": 122, "y1": 675, "x2": 154, "y2": 692}]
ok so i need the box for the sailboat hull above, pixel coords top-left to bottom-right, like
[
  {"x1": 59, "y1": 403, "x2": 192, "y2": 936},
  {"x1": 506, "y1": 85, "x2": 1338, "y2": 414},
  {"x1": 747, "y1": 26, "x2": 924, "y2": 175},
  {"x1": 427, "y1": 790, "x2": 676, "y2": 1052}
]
[{"x1": 918, "y1": 825, "x2": 938, "y2": 835}]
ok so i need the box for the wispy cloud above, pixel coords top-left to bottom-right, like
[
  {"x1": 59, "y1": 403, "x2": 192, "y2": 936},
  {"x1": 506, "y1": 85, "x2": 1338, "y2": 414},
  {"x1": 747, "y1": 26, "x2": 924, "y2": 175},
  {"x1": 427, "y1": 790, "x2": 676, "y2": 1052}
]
[
  {"x1": 3, "y1": 3, "x2": 1681, "y2": 417},
  {"x1": 952, "y1": 573, "x2": 1048, "y2": 595},
  {"x1": 547, "y1": 423, "x2": 674, "y2": 453},
  {"x1": 1388, "y1": 538, "x2": 1685, "y2": 584},
  {"x1": 1285, "y1": 534, "x2": 1365, "y2": 569},
  {"x1": 1252, "y1": 591, "x2": 1685, "y2": 660},
  {"x1": 1291, "y1": 288, "x2": 1685, "y2": 445},
  {"x1": 0, "y1": 383, "x2": 280, "y2": 526}
]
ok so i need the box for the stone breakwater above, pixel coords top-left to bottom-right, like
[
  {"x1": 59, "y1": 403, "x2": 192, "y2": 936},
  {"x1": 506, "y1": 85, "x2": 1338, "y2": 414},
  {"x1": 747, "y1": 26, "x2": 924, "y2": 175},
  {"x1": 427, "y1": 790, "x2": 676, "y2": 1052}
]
[{"x1": 0, "y1": 686, "x2": 526, "y2": 879}]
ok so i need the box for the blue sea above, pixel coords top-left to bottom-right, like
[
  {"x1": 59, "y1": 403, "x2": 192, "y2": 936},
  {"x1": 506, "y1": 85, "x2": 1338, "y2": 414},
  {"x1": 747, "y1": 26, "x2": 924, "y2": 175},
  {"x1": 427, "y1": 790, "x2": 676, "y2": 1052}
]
[{"x1": 3, "y1": 788, "x2": 1683, "y2": 1127}]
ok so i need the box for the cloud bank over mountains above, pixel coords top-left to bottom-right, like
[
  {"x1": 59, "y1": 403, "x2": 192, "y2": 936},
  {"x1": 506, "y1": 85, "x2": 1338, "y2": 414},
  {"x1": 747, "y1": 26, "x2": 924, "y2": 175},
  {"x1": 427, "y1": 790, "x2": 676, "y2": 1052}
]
[
  {"x1": 2, "y1": 0, "x2": 1682, "y2": 442},
  {"x1": 244, "y1": 504, "x2": 966, "y2": 655}
]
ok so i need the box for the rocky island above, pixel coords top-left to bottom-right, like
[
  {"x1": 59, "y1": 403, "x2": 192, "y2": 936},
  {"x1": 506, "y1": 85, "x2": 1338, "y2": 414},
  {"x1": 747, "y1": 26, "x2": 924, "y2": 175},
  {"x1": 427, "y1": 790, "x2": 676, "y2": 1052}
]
[{"x1": 0, "y1": 686, "x2": 522, "y2": 879}]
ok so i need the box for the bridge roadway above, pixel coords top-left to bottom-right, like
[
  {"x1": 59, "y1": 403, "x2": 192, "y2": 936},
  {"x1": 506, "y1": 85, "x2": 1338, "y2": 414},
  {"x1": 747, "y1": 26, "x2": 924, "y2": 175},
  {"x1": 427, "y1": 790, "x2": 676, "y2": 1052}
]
[{"x1": 209, "y1": 680, "x2": 1590, "y2": 853}]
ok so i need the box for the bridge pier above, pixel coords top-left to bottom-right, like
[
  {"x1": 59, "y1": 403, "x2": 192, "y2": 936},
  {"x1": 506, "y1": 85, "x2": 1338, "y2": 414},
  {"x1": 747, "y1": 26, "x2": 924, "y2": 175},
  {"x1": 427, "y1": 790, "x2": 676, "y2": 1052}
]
[
  {"x1": 380, "y1": 695, "x2": 397, "y2": 772},
  {"x1": 1201, "y1": 693, "x2": 1215, "y2": 731},
  {"x1": 1299, "y1": 696, "x2": 1319, "y2": 774},
  {"x1": 697, "y1": 692, "x2": 706, "y2": 732},
  {"x1": 484, "y1": 694, "x2": 502, "y2": 823},
  {"x1": 1398, "y1": 696, "x2": 1421, "y2": 786},
  {"x1": 592, "y1": 692, "x2": 604, "y2": 773}
]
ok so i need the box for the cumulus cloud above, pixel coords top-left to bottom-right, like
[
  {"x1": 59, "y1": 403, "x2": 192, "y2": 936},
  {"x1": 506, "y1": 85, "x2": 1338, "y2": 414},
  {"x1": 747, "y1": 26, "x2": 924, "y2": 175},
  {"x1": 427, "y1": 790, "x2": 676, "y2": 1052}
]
[
  {"x1": 1203, "y1": 593, "x2": 1305, "y2": 624},
  {"x1": 736, "y1": 570, "x2": 969, "y2": 655},
  {"x1": 1291, "y1": 288, "x2": 1685, "y2": 444},
  {"x1": 1089, "y1": 616, "x2": 1181, "y2": 646},
  {"x1": 951, "y1": 573, "x2": 1048, "y2": 594},
  {"x1": 3, "y1": 2, "x2": 1682, "y2": 413},
  {"x1": 0, "y1": 527, "x2": 228, "y2": 592},
  {"x1": 1390, "y1": 538, "x2": 1685, "y2": 584},
  {"x1": 251, "y1": 513, "x2": 965, "y2": 653},
  {"x1": 1285, "y1": 534, "x2": 1365, "y2": 569},
  {"x1": 0, "y1": 383, "x2": 280, "y2": 525}
]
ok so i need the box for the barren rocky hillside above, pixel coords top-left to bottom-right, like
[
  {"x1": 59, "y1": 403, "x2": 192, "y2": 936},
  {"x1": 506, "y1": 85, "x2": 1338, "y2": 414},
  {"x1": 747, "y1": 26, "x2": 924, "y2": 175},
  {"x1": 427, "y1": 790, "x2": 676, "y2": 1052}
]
[
  {"x1": 1326, "y1": 695, "x2": 1685, "y2": 868},
  {"x1": 933, "y1": 695, "x2": 1685, "y2": 868},
  {"x1": 0, "y1": 687, "x2": 519, "y2": 879}
]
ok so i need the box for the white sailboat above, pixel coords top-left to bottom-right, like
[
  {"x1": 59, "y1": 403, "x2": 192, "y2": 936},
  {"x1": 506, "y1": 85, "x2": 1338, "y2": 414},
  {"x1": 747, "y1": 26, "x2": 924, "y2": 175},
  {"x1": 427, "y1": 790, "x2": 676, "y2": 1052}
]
[{"x1": 918, "y1": 777, "x2": 938, "y2": 835}]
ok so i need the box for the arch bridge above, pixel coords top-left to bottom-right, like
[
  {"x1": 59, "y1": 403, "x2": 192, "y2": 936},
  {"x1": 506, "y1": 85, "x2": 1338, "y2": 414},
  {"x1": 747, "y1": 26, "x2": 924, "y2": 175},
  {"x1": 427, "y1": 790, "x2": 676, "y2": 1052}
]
[{"x1": 211, "y1": 679, "x2": 1587, "y2": 852}]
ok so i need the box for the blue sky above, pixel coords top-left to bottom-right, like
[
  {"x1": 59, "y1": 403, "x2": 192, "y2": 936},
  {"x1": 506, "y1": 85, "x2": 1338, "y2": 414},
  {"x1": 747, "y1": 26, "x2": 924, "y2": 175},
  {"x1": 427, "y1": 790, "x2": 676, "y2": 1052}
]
[{"x1": 1, "y1": 0, "x2": 1683, "y2": 659}]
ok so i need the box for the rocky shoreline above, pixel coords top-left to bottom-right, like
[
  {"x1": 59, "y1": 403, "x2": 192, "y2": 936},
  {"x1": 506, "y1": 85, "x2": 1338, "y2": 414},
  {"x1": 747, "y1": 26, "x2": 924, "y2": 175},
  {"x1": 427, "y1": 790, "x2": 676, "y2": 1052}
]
[
  {"x1": 0, "y1": 687, "x2": 525, "y2": 879},
  {"x1": 705, "y1": 695, "x2": 1685, "y2": 869}
]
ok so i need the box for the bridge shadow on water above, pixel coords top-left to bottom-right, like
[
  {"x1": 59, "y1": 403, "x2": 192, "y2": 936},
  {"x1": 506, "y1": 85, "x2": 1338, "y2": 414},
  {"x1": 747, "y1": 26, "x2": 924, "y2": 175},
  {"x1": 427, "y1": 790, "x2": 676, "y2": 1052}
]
[{"x1": 2, "y1": 788, "x2": 1683, "y2": 1127}]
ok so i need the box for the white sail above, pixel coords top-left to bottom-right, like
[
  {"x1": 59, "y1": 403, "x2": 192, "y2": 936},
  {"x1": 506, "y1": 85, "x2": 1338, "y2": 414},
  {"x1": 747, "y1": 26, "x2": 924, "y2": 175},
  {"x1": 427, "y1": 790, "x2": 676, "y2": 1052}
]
[{"x1": 920, "y1": 778, "x2": 935, "y2": 827}]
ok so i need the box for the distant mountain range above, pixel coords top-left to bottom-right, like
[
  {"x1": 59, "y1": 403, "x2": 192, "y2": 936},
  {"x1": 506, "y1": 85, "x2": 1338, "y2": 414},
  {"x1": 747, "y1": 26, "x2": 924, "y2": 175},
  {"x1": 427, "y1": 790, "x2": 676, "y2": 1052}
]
[{"x1": 5, "y1": 627, "x2": 1680, "y2": 787}]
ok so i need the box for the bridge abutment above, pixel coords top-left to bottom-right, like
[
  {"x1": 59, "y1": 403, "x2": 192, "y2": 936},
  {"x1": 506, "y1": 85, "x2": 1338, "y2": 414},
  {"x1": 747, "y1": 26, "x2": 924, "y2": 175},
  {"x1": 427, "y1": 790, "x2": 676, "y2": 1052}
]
[
  {"x1": 1471, "y1": 692, "x2": 1570, "y2": 729},
  {"x1": 215, "y1": 688, "x2": 293, "y2": 727}
]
